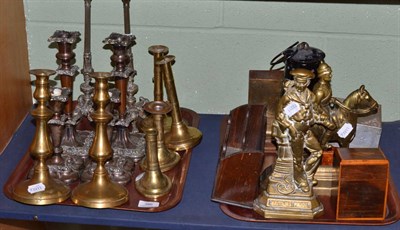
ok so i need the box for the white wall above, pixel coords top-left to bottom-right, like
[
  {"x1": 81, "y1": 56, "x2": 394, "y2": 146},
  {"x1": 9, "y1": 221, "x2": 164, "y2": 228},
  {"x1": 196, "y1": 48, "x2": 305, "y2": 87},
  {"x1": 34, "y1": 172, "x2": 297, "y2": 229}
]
[{"x1": 24, "y1": 0, "x2": 400, "y2": 121}]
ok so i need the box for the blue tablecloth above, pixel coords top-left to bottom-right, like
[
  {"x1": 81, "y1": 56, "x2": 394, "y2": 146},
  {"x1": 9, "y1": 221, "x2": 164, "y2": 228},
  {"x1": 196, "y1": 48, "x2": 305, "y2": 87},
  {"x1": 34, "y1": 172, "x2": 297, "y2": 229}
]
[{"x1": 0, "y1": 114, "x2": 399, "y2": 230}]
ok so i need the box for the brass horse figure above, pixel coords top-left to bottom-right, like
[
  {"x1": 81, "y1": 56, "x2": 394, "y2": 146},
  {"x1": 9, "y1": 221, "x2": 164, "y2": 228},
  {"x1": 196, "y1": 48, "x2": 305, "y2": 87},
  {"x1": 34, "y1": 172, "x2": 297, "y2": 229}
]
[{"x1": 313, "y1": 85, "x2": 378, "y2": 148}]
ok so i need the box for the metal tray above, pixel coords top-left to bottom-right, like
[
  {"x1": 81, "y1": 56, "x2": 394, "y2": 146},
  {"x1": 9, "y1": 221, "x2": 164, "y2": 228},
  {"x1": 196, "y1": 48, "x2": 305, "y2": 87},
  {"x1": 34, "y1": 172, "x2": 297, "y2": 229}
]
[{"x1": 4, "y1": 108, "x2": 199, "y2": 212}]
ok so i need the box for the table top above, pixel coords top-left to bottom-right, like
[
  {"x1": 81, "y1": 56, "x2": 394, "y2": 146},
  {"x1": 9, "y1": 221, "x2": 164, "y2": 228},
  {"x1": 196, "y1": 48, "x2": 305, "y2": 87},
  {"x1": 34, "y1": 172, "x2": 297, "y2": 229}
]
[{"x1": 0, "y1": 113, "x2": 399, "y2": 230}]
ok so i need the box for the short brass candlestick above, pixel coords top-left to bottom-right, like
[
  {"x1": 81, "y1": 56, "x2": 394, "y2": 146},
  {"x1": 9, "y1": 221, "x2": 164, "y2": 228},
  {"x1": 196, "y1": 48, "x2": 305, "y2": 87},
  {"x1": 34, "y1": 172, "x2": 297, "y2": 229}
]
[
  {"x1": 158, "y1": 55, "x2": 202, "y2": 151},
  {"x1": 140, "y1": 101, "x2": 180, "y2": 172},
  {"x1": 12, "y1": 69, "x2": 70, "y2": 205},
  {"x1": 72, "y1": 72, "x2": 128, "y2": 208},
  {"x1": 136, "y1": 101, "x2": 172, "y2": 198}
]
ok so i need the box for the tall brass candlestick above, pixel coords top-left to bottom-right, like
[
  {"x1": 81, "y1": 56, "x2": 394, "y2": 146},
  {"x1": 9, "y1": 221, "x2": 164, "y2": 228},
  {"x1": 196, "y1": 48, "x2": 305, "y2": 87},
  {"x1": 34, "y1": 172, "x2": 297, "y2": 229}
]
[
  {"x1": 136, "y1": 101, "x2": 172, "y2": 198},
  {"x1": 140, "y1": 101, "x2": 180, "y2": 172},
  {"x1": 158, "y1": 55, "x2": 202, "y2": 151},
  {"x1": 148, "y1": 45, "x2": 172, "y2": 132},
  {"x1": 149, "y1": 45, "x2": 169, "y2": 101},
  {"x1": 12, "y1": 69, "x2": 70, "y2": 205},
  {"x1": 72, "y1": 72, "x2": 128, "y2": 208}
]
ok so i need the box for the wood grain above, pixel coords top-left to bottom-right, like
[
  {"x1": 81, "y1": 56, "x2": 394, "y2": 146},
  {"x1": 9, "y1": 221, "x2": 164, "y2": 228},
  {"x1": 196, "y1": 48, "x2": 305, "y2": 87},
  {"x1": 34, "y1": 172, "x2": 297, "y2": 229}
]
[{"x1": 0, "y1": 0, "x2": 32, "y2": 154}]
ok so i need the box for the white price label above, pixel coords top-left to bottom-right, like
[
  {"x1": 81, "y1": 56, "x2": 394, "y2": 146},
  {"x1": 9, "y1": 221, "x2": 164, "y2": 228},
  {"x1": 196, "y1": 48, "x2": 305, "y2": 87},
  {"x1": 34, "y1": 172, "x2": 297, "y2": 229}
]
[
  {"x1": 337, "y1": 123, "x2": 353, "y2": 138},
  {"x1": 135, "y1": 172, "x2": 145, "y2": 182},
  {"x1": 138, "y1": 200, "x2": 160, "y2": 208},
  {"x1": 27, "y1": 183, "x2": 46, "y2": 194},
  {"x1": 284, "y1": 101, "x2": 301, "y2": 117}
]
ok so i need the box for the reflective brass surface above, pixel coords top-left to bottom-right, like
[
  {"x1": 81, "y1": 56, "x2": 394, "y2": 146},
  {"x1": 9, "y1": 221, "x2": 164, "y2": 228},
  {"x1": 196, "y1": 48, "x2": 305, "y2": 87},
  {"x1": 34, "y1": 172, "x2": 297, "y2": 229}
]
[
  {"x1": 148, "y1": 45, "x2": 172, "y2": 132},
  {"x1": 12, "y1": 69, "x2": 70, "y2": 205},
  {"x1": 158, "y1": 55, "x2": 202, "y2": 151},
  {"x1": 72, "y1": 72, "x2": 128, "y2": 208},
  {"x1": 135, "y1": 123, "x2": 171, "y2": 198},
  {"x1": 254, "y1": 68, "x2": 334, "y2": 219},
  {"x1": 149, "y1": 45, "x2": 169, "y2": 101},
  {"x1": 140, "y1": 101, "x2": 180, "y2": 172}
]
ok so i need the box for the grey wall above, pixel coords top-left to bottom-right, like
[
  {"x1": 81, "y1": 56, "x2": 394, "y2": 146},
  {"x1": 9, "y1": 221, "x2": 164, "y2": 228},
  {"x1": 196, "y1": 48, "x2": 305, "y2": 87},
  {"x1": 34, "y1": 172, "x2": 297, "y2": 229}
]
[{"x1": 24, "y1": 0, "x2": 399, "y2": 121}]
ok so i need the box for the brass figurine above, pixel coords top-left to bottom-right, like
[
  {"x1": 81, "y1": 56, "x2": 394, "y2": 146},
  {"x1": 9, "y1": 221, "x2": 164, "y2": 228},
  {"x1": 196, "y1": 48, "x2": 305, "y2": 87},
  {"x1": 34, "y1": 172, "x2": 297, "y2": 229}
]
[
  {"x1": 158, "y1": 55, "x2": 202, "y2": 151},
  {"x1": 312, "y1": 85, "x2": 378, "y2": 148},
  {"x1": 254, "y1": 68, "x2": 336, "y2": 219},
  {"x1": 135, "y1": 101, "x2": 172, "y2": 198},
  {"x1": 72, "y1": 72, "x2": 128, "y2": 208},
  {"x1": 311, "y1": 62, "x2": 378, "y2": 148},
  {"x1": 13, "y1": 69, "x2": 70, "y2": 205}
]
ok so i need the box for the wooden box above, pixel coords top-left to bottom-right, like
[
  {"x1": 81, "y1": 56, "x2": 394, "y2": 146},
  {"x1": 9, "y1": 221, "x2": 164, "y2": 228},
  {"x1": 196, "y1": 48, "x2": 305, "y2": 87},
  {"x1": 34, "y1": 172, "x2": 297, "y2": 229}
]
[
  {"x1": 335, "y1": 148, "x2": 389, "y2": 221},
  {"x1": 0, "y1": 0, "x2": 32, "y2": 154}
]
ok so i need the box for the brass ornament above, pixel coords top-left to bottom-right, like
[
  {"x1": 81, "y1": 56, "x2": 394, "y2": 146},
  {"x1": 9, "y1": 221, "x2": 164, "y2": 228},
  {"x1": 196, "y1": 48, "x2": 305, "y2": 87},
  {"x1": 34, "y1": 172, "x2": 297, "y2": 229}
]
[
  {"x1": 157, "y1": 55, "x2": 202, "y2": 151},
  {"x1": 140, "y1": 101, "x2": 180, "y2": 172},
  {"x1": 12, "y1": 69, "x2": 70, "y2": 205},
  {"x1": 135, "y1": 102, "x2": 172, "y2": 198},
  {"x1": 148, "y1": 45, "x2": 172, "y2": 132},
  {"x1": 254, "y1": 68, "x2": 335, "y2": 219},
  {"x1": 71, "y1": 72, "x2": 128, "y2": 208}
]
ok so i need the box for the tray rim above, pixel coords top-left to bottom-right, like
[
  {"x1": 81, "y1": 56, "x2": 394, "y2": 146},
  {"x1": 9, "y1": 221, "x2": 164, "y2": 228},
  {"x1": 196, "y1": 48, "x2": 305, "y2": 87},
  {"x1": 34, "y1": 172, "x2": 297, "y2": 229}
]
[
  {"x1": 3, "y1": 107, "x2": 200, "y2": 213},
  {"x1": 214, "y1": 111, "x2": 400, "y2": 226}
]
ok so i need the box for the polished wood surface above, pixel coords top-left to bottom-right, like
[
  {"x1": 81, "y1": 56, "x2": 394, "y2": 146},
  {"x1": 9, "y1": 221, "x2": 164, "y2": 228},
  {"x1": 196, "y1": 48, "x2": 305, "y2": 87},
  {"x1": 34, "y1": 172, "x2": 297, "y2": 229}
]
[
  {"x1": 335, "y1": 148, "x2": 389, "y2": 221},
  {"x1": 0, "y1": 0, "x2": 32, "y2": 154}
]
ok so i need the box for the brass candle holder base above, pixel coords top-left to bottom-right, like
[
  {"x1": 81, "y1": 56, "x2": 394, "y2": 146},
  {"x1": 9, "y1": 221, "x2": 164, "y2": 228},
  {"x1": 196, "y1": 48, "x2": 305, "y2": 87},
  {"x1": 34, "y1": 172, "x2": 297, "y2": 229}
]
[
  {"x1": 135, "y1": 173, "x2": 172, "y2": 199},
  {"x1": 13, "y1": 169, "x2": 70, "y2": 205},
  {"x1": 71, "y1": 172, "x2": 128, "y2": 208},
  {"x1": 165, "y1": 123, "x2": 202, "y2": 151}
]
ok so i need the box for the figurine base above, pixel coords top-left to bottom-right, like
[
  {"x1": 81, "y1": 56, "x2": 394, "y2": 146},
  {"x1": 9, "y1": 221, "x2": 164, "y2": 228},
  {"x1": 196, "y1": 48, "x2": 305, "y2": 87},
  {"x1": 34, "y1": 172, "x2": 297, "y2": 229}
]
[{"x1": 254, "y1": 191, "x2": 324, "y2": 219}]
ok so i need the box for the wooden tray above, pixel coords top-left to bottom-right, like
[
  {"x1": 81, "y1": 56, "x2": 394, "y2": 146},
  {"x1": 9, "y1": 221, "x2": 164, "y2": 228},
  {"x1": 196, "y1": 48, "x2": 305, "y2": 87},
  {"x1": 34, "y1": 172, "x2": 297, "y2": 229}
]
[
  {"x1": 4, "y1": 108, "x2": 199, "y2": 212},
  {"x1": 212, "y1": 104, "x2": 400, "y2": 225}
]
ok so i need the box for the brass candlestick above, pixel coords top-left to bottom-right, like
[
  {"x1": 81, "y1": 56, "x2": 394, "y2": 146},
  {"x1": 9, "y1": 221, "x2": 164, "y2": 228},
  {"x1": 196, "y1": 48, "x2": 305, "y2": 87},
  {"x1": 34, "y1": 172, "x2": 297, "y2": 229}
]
[
  {"x1": 149, "y1": 45, "x2": 169, "y2": 101},
  {"x1": 140, "y1": 101, "x2": 180, "y2": 172},
  {"x1": 12, "y1": 69, "x2": 70, "y2": 205},
  {"x1": 148, "y1": 45, "x2": 172, "y2": 133},
  {"x1": 136, "y1": 103, "x2": 172, "y2": 198},
  {"x1": 158, "y1": 55, "x2": 202, "y2": 151},
  {"x1": 72, "y1": 72, "x2": 128, "y2": 208}
]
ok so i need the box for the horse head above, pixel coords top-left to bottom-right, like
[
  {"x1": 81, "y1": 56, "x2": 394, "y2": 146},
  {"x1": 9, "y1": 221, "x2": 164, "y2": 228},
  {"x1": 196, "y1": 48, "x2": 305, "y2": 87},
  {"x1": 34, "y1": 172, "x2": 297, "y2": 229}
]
[{"x1": 342, "y1": 85, "x2": 378, "y2": 115}]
